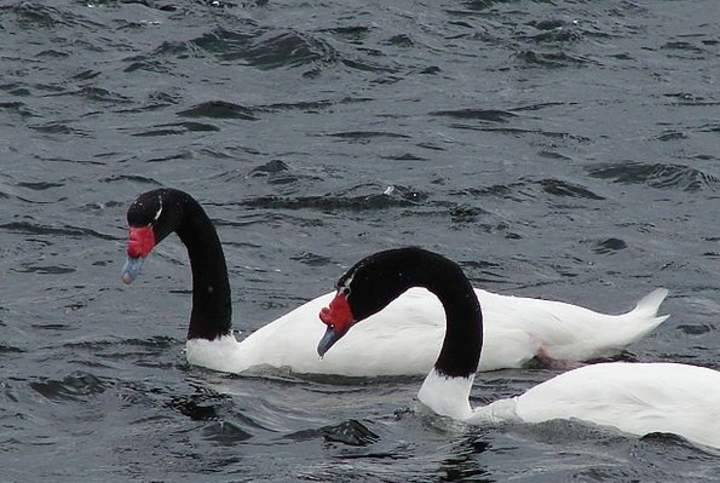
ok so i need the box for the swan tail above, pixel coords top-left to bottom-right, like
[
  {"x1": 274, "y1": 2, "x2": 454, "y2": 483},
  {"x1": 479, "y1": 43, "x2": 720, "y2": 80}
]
[{"x1": 622, "y1": 288, "x2": 670, "y2": 337}]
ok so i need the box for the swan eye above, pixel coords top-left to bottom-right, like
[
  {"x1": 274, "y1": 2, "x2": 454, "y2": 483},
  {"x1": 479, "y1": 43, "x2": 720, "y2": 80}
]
[{"x1": 339, "y1": 287, "x2": 351, "y2": 297}]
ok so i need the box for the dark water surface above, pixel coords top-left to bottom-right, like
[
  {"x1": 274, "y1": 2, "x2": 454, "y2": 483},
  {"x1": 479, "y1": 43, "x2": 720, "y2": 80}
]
[{"x1": 2, "y1": 0, "x2": 720, "y2": 480}]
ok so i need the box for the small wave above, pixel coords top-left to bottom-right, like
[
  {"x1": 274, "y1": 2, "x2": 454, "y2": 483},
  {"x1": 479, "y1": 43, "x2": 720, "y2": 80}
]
[
  {"x1": 201, "y1": 421, "x2": 253, "y2": 445},
  {"x1": 12, "y1": 264, "x2": 75, "y2": 275},
  {"x1": 450, "y1": 178, "x2": 602, "y2": 202},
  {"x1": 698, "y1": 123, "x2": 720, "y2": 133},
  {"x1": 249, "y1": 159, "x2": 289, "y2": 175},
  {"x1": 71, "y1": 201, "x2": 123, "y2": 213},
  {"x1": 511, "y1": 102, "x2": 566, "y2": 112},
  {"x1": 129, "y1": 122, "x2": 219, "y2": 137},
  {"x1": 455, "y1": 0, "x2": 502, "y2": 12},
  {"x1": 240, "y1": 193, "x2": 417, "y2": 211},
  {"x1": 656, "y1": 131, "x2": 688, "y2": 142},
  {"x1": 29, "y1": 122, "x2": 90, "y2": 137},
  {"x1": 32, "y1": 323, "x2": 70, "y2": 331},
  {"x1": 587, "y1": 161, "x2": 720, "y2": 192},
  {"x1": 285, "y1": 419, "x2": 379, "y2": 446},
  {"x1": 663, "y1": 92, "x2": 720, "y2": 106},
  {"x1": 538, "y1": 179, "x2": 605, "y2": 200},
  {"x1": 290, "y1": 252, "x2": 335, "y2": 267},
  {"x1": 260, "y1": 96, "x2": 372, "y2": 113},
  {"x1": 325, "y1": 131, "x2": 411, "y2": 144},
  {"x1": 380, "y1": 153, "x2": 427, "y2": 161},
  {"x1": 177, "y1": 101, "x2": 259, "y2": 120},
  {"x1": 214, "y1": 212, "x2": 324, "y2": 229},
  {"x1": 0, "y1": 344, "x2": 23, "y2": 354},
  {"x1": 430, "y1": 108, "x2": 517, "y2": 122},
  {"x1": 16, "y1": 181, "x2": 63, "y2": 191},
  {"x1": 146, "y1": 152, "x2": 193, "y2": 164},
  {"x1": 122, "y1": 57, "x2": 172, "y2": 74},
  {"x1": 341, "y1": 56, "x2": 398, "y2": 74},
  {"x1": 62, "y1": 335, "x2": 179, "y2": 351},
  {"x1": 0, "y1": 82, "x2": 32, "y2": 97},
  {"x1": 523, "y1": 19, "x2": 584, "y2": 43},
  {"x1": 261, "y1": 99, "x2": 333, "y2": 112},
  {"x1": 592, "y1": 238, "x2": 627, "y2": 255},
  {"x1": 34, "y1": 155, "x2": 104, "y2": 166},
  {"x1": 538, "y1": 150, "x2": 573, "y2": 161},
  {"x1": 449, "y1": 184, "x2": 517, "y2": 200},
  {"x1": 459, "y1": 259, "x2": 507, "y2": 283},
  {"x1": 35, "y1": 49, "x2": 70, "y2": 58},
  {"x1": 0, "y1": 221, "x2": 118, "y2": 241},
  {"x1": 42, "y1": 86, "x2": 132, "y2": 105},
  {"x1": 234, "y1": 31, "x2": 335, "y2": 69},
  {"x1": 30, "y1": 372, "x2": 109, "y2": 402},
  {"x1": 5, "y1": 3, "x2": 103, "y2": 30},
  {"x1": 662, "y1": 41, "x2": 707, "y2": 54},
  {"x1": 170, "y1": 396, "x2": 222, "y2": 421},
  {"x1": 0, "y1": 101, "x2": 36, "y2": 117},
  {"x1": 319, "y1": 25, "x2": 372, "y2": 42},
  {"x1": 639, "y1": 432, "x2": 701, "y2": 451},
  {"x1": 450, "y1": 205, "x2": 488, "y2": 223},
  {"x1": 516, "y1": 50, "x2": 597, "y2": 67},
  {"x1": 385, "y1": 34, "x2": 414, "y2": 48},
  {"x1": 99, "y1": 175, "x2": 161, "y2": 185},
  {"x1": 451, "y1": 125, "x2": 591, "y2": 143},
  {"x1": 159, "y1": 27, "x2": 337, "y2": 71},
  {"x1": 72, "y1": 69, "x2": 100, "y2": 81},
  {"x1": 168, "y1": 391, "x2": 258, "y2": 444},
  {"x1": 244, "y1": 160, "x2": 323, "y2": 186},
  {"x1": 676, "y1": 324, "x2": 714, "y2": 336}
]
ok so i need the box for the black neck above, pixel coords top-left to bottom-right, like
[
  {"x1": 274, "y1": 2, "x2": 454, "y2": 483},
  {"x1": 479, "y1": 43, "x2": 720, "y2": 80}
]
[
  {"x1": 171, "y1": 192, "x2": 232, "y2": 340},
  {"x1": 353, "y1": 248, "x2": 483, "y2": 378},
  {"x1": 419, "y1": 254, "x2": 483, "y2": 378}
]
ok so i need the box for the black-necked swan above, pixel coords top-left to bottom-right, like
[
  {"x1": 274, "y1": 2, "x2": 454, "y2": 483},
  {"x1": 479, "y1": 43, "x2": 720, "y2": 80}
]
[
  {"x1": 121, "y1": 188, "x2": 669, "y2": 377},
  {"x1": 317, "y1": 247, "x2": 720, "y2": 449}
]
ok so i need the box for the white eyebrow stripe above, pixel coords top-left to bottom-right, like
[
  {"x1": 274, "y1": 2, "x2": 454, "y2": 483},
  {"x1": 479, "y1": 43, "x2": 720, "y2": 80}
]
[
  {"x1": 153, "y1": 195, "x2": 163, "y2": 221},
  {"x1": 341, "y1": 269, "x2": 355, "y2": 291}
]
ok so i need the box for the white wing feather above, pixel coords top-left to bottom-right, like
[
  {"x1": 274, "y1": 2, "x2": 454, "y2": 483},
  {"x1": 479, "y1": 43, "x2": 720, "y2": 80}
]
[{"x1": 468, "y1": 362, "x2": 720, "y2": 450}]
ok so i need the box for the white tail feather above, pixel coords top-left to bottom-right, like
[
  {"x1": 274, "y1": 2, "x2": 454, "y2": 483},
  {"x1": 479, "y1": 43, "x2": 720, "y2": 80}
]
[
  {"x1": 633, "y1": 288, "x2": 669, "y2": 317},
  {"x1": 621, "y1": 288, "x2": 670, "y2": 340}
]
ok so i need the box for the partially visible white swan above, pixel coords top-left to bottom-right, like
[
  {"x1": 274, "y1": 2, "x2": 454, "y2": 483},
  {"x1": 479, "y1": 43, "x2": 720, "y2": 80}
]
[
  {"x1": 317, "y1": 247, "x2": 720, "y2": 450},
  {"x1": 122, "y1": 188, "x2": 669, "y2": 377}
]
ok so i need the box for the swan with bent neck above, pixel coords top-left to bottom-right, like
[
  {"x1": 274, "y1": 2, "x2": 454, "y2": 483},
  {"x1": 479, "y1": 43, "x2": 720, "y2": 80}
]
[{"x1": 317, "y1": 247, "x2": 720, "y2": 450}]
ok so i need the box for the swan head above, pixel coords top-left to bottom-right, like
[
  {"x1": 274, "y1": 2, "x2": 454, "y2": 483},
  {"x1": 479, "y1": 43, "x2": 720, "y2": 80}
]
[
  {"x1": 121, "y1": 189, "x2": 182, "y2": 284},
  {"x1": 317, "y1": 247, "x2": 435, "y2": 357}
]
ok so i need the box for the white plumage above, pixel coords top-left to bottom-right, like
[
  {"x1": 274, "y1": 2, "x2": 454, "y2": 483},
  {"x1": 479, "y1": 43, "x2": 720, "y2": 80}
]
[
  {"x1": 186, "y1": 287, "x2": 668, "y2": 376},
  {"x1": 462, "y1": 362, "x2": 720, "y2": 450}
]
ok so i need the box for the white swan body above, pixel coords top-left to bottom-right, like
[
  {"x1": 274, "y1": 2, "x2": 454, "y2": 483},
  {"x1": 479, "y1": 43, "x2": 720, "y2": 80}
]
[
  {"x1": 428, "y1": 362, "x2": 720, "y2": 449},
  {"x1": 187, "y1": 287, "x2": 668, "y2": 376}
]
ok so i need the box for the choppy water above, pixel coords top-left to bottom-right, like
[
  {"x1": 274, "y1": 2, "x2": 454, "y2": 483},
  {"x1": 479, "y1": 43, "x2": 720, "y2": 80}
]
[{"x1": 2, "y1": 0, "x2": 720, "y2": 480}]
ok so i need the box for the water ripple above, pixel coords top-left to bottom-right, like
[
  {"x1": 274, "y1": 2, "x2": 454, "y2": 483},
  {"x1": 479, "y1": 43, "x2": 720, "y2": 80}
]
[
  {"x1": 2, "y1": 0, "x2": 719, "y2": 480},
  {"x1": 177, "y1": 101, "x2": 259, "y2": 120},
  {"x1": 588, "y1": 161, "x2": 720, "y2": 192},
  {"x1": 0, "y1": 222, "x2": 118, "y2": 241},
  {"x1": 430, "y1": 108, "x2": 517, "y2": 122},
  {"x1": 30, "y1": 372, "x2": 109, "y2": 402}
]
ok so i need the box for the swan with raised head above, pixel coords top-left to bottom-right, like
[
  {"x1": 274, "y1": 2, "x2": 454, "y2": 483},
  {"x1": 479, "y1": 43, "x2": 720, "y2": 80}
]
[
  {"x1": 121, "y1": 188, "x2": 669, "y2": 377},
  {"x1": 317, "y1": 247, "x2": 720, "y2": 449}
]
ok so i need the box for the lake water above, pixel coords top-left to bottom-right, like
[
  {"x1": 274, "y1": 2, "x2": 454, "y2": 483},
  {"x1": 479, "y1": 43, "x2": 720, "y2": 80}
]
[{"x1": 1, "y1": 0, "x2": 720, "y2": 480}]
